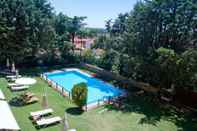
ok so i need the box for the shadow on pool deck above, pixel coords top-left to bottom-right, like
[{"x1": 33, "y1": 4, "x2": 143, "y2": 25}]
[{"x1": 105, "y1": 94, "x2": 197, "y2": 131}]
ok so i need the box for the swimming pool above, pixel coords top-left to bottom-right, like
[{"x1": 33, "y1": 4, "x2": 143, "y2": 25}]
[{"x1": 44, "y1": 69, "x2": 124, "y2": 104}]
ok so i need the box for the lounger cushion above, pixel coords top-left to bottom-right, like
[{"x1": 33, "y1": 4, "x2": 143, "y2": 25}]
[
  {"x1": 11, "y1": 86, "x2": 29, "y2": 91},
  {"x1": 36, "y1": 116, "x2": 62, "y2": 126},
  {"x1": 30, "y1": 109, "x2": 53, "y2": 117}
]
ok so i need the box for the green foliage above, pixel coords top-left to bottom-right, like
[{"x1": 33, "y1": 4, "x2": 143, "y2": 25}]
[
  {"x1": 82, "y1": 49, "x2": 95, "y2": 63},
  {"x1": 155, "y1": 47, "x2": 197, "y2": 90},
  {"x1": 92, "y1": 0, "x2": 197, "y2": 91},
  {"x1": 68, "y1": 16, "x2": 87, "y2": 43},
  {"x1": 179, "y1": 49, "x2": 197, "y2": 90},
  {"x1": 72, "y1": 82, "x2": 88, "y2": 108},
  {"x1": 0, "y1": 0, "x2": 196, "y2": 92},
  {"x1": 0, "y1": 0, "x2": 86, "y2": 65},
  {"x1": 156, "y1": 48, "x2": 180, "y2": 88},
  {"x1": 81, "y1": 27, "x2": 106, "y2": 38},
  {"x1": 99, "y1": 49, "x2": 119, "y2": 71},
  {"x1": 0, "y1": 0, "x2": 54, "y2": 63}
]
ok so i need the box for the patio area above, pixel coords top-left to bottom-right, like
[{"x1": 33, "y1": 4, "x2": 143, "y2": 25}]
[{"x1": 0, "y1": 68, "x2": 197, "y2": 131}]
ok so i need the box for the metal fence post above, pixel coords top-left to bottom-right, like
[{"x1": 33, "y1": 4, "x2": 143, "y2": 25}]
[
  {"x1": 69, "y1": 92, "x2": 71, "y2": 99},
  {"x1": 56, "y1": 83, "x2": 58, "y2": 90},
  {"x1": 62, "y1": 87, "x2": 64, "y2": 95}
]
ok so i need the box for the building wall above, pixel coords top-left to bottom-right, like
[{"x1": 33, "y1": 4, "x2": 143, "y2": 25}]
[{"x1": 73, "y1": 37, "x2": 95, "y2": 50}]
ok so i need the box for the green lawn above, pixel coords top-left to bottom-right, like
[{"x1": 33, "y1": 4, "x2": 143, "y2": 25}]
[{"x1": 0, "y1": 68, "x2": 196, "y2": 131}]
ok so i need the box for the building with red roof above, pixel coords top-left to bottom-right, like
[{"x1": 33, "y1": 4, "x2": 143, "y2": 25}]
[{"x1": 73, "y1": 37, "x2": 95, "y2": 50}]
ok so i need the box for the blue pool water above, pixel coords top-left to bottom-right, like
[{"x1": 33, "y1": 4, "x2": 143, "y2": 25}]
[{"x1": 45, "y1": 70, "x2": 124, "y2": 104}]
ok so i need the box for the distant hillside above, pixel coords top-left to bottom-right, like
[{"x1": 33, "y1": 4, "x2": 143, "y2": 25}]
[
  {"x1": 85, "y1": 27, "x2": 107, "y2": 33},
  {"x1": 83, "y1": 27, "x2": 107, "y2": 37}
]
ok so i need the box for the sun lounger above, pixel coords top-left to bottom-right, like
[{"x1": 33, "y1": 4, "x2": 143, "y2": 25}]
[
  {"x1": 10, "y1": 78, "x2": 17, "y2": 82},
  {"x1": 30, "y1": 108, "x2": 53, "y2": 118},
  {"x1": 68, "y1": 129, "x2": 77, "y2": 131},
  {"x1": 6, "y1": 75, "x2": 22, "y2": 82},
  {"x1": 25, "y1": 96, "x2": 39, "y2": 104},
  {"x1": 36, "y1": 116, "x2": 62, "y2": 127},
  {"x1": 8, "y1": 83, "x2": 24, "y2": 87},
  {"x1": 11, "y1": 85, "x2": 29, "y2": 91},
  {"x1": 24, "y1": 92, "x2": 35, "y2": 98},
  {"x1": 6, "y1": 75, "x2": 22, "y2": 79}
]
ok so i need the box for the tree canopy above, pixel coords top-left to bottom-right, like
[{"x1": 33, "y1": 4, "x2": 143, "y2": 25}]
[
  {"x1": 0, "y1": 0, "x2": 88, "y2": 65},
  {"x1": 72, "y1": 82, "x2": 88, "y2": 108},
  {"x1": 92, "y1": 0, "x2": 197, "y2": 91},
  {"x1": 0, "y1": 0, "x2": 196, "y2": 91}
]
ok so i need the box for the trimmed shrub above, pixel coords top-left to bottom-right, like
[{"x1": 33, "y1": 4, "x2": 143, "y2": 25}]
[{"x1": 71, "y1": 82, "x2": 88, "y2": 108}]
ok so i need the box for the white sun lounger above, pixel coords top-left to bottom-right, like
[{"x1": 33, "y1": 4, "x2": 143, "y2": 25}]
[
  {"x1": 11, "y1": 85, "x2": 29, "y2": 91},
  {"x1": 36, "y1": 116, "x2": 62, "y2": 127},
  {"x1": 8, "y1": 83, "x2": 24, "y2": 87},
  {"x1": 30, "y1": 108, "x2": 53, "y2": 117},
  {"x1": 6, "y1": 75, "x2": 22, "y2": 79},
  {"x1": 68, "y1": 129, "x2": 77, "y2": 131}
]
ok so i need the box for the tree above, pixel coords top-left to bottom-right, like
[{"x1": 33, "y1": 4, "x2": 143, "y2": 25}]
[
  {"x1": 0, "y1": 0, "x2": 55, "y2": 64},
  {"x1": 0, "y1": 0, "x2": 85, "y2": 65},
  {"x1": 155, "y1": 47, "x2": 197, "y2": 90},
  {"x1": 124, "y1": 0, "x2": 197, "y2": 90},
  {"x1": 71, "y1": 82, "x2": 88, "y2": 109},
  {"x1": 81, "y1": 27, "x2": 106, "y2": 38},
  {"x1": 0, "y1": 0, "x2": 28, "y2": 62},
  {"x1": 68, "y1": 16, "x2": 87, "y2": 44},
  {"x1": 82, "y1": 49, "x2": 95, "y2": 63},
  {"x1": 92, "y1": 0, "x2": 197, "y2": 92},
  {"x1": 111, "y1": 13, "x2": 128, "y2": 35},
  {"x1": 105, "y1": 19, "x2": 112, "y2": 33},
  {"x1": 156, "y1": 47, "x2": 180, "y2": 89},
  {"x1": 178, "y1": 49, "x2": 197, "y2": 90},
  {"x1": 54, "y1": 13, "x2": 74, "y2": 62}
]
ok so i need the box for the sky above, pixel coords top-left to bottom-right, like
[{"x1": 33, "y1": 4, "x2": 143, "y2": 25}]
[{"x1": 48, "y1": 0, "x2": 138, "y2": 28}]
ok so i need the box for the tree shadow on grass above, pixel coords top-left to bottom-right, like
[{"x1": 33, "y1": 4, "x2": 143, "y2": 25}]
[
  {"x1": 66, "y1": 107, "x2": 84, "y2": 115},
  {"x1": 9, "y1": 97, "x2": 24, "y2": 107},
  {"x1": 19, "y1": 65, "x2": 75, "y2": 77},
  {"x1": 105, "y1": 93, "x2": 197, "y2": 131},
  {"x1": 9, "y1": 96, "x2": 37, "y2": 107},
  {"x1": 19, "y1": 67, "x2": 48, "y2": 77}
]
